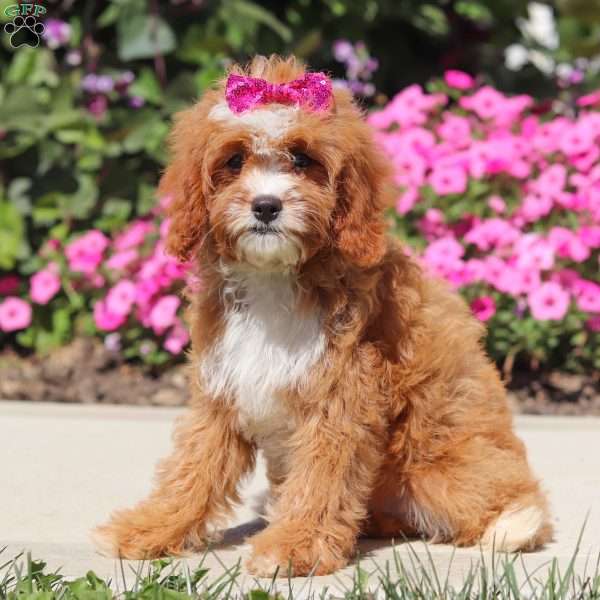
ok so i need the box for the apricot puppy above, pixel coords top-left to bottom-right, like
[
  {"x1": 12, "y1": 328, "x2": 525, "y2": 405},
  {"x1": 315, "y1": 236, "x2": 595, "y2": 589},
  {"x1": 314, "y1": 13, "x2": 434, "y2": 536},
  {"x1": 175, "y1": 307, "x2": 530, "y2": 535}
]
[{"x1": 95, "y1": 55, "x2": 552, "y2": 576}]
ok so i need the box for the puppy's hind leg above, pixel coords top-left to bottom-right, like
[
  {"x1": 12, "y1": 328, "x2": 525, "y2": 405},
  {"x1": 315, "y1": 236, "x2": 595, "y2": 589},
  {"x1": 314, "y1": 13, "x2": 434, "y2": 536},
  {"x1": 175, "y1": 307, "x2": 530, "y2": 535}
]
[
  {"x1": 399, "y1": 436, "x2": 552, "y2": 551},
  {"x1": 93, "y1": 400, "x2": 254, "y2": 559}
]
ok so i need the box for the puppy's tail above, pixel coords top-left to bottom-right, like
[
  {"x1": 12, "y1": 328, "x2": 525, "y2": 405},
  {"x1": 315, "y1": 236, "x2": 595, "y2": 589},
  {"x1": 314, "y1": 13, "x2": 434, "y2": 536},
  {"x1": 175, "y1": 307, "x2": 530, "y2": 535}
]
[{"x1": 481, "y1": 496, "x2": 553, "y2": 552}]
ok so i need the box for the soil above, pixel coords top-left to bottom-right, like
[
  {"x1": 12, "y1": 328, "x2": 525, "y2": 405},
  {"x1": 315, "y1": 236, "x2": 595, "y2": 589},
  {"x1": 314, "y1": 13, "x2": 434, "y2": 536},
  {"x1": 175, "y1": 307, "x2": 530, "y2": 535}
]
[{"x1": 1, "y1": 338, "x2": 599, "y2": 414}]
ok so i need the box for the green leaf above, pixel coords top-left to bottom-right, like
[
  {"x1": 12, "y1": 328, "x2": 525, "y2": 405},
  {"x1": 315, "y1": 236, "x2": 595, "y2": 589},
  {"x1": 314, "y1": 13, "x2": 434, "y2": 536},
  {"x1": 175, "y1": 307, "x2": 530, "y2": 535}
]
[
  {"x1": 0, "y1": 200, "x2": 25, "y2": 269},
  {"x1": 117, "y1": 14, "x2": 176, "y2": 61},
  {"x1": 7, "y1": 177, "x2": 32, "y2": 215},
  {"x1": 128, "y1": 68, "x2": 163, "y2": 105},
  {"x1": 227, "y1": 0, "x2": 292, "y2": 42},
  {"x1": 97, "y1": 3, "x2": 121, "y2": 27}
]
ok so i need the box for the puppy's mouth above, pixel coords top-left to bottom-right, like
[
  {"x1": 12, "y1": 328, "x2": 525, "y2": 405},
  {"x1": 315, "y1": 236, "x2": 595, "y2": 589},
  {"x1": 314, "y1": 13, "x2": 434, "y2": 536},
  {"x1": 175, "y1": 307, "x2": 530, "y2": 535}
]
[{"x1": 249, "y1": 225, "x2": 281, "y2": 235}]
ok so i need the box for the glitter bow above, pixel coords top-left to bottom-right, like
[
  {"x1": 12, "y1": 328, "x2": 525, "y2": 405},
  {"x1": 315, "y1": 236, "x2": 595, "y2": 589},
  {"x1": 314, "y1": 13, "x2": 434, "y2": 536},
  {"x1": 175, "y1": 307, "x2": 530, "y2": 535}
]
[{"x1": 225, "y1": 72, "x2": 332, "y2": 114}]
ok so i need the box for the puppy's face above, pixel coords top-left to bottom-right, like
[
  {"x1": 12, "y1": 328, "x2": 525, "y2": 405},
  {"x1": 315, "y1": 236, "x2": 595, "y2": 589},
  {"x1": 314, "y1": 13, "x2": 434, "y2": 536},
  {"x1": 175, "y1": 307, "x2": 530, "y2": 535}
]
[
  {"x1": 203, "y1": 104, "x2": 337, "y2": 270},
  {"x1": 162, "y1": 60, "x2": 390, "y2": 271}
]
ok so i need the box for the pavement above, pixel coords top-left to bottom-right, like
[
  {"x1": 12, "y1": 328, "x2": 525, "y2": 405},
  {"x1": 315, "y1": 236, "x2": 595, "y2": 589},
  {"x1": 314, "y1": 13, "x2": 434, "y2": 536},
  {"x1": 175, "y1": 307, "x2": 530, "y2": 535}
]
[{"x1": 1, "y1": 400, "x2": 599, "y2": 595}]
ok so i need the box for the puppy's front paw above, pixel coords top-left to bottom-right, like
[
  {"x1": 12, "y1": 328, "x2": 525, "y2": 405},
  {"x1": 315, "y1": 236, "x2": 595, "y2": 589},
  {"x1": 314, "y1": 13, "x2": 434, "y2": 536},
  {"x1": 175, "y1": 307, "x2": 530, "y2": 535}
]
[
  {"x1": 246, "y1": 525, "x2": 348, "y2": 577},
  {"x1": 93, "y1": 505, "x2": 200, "y2": 559}
]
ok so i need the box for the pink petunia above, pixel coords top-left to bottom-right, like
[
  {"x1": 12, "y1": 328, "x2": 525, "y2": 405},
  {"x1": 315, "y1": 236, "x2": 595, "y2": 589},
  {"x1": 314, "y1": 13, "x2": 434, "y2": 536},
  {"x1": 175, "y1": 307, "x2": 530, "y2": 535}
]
[
  {"x1": 528, "y1": 282, "x2": 570, "y2": 321},
  {"x1": 149, "y1": 295, "x2": 180, "y2": 334},
  {"x1": 573, "y1": 280, "x2": 600, "y2": 313},
  {"x1": 577, "y1": 90, "x2": 600, "y2": 108},
  {"x1": 395, "y1": 187, "x2": 419, "y2": 215},
  {"x1": 113, "y1": 220, "x2": 154, "y2": 251},
  {"x1": 487, "y1": 195, "x2": 506, "y2": 214},
  {"x1": 30, "y1": 268, "x2": 61, "y2": 305},
  {"x1": 429, "y1": 166, "x2": 467, "y2": 195},
  {"x1": 105, "y1": 280, "x2": 137, "y2": 316},
  {"x1": 94, "y1": 299, "x2": 126, "y2": 332},
  {"x1": 586, "y1": 316, "x2": 600, "y2": 332},
  {"x1": 459, "y1": 86, "x2": 506, "y2": 120},
  {"x1": 0, "y1": 297, "x2": 32, "y2": 332},
  {"x1": 106, "y1": 249, "x2": 139, "y2": 271},
  {"x1": 0, "y1": 275, "x2": 20, "y2": 296},
  {"x1": 470, "y1": 296, "x2": 496, "y2": 322},
  {"x1": 444, "y1": 70, "x2": 475, "y2": 90},
  {"x1": 164, "y1": 319, "x2": 190, "y2": 354},
  {"x1": 65, "y1": 230, "x2": 109, "y2": 274}
]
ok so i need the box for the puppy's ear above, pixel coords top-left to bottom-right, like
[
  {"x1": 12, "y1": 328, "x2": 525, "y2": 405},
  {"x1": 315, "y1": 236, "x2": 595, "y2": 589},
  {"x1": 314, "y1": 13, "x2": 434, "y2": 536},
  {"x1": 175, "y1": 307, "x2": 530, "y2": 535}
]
[
  {"x1": 160, "y1": 107, "x2": 209, "y2": 263},
  {"x1": 333, "y1": 128, "x2": 390, "y2": 268}
]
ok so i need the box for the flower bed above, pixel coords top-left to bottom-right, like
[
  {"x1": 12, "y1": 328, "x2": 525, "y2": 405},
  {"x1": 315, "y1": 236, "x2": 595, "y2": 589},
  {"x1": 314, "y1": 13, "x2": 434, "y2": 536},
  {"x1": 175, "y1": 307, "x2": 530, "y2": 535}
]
[
  {"x1": 1, "y1": 75, "x2": 600, "y2": 375},
  {"x1": 370, "y1": 74, "x2": 600, "y2": 373}
]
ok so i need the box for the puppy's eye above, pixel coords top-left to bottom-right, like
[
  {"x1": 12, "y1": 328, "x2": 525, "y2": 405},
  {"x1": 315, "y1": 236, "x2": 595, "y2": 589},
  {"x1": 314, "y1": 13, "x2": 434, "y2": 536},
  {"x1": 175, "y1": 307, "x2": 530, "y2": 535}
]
[
  {"x1": 292, "y1": 152, "x2": 313, "y2": 169},
  {"x1": 226, "y1": 153, "x2": 244, "y2": 170}
]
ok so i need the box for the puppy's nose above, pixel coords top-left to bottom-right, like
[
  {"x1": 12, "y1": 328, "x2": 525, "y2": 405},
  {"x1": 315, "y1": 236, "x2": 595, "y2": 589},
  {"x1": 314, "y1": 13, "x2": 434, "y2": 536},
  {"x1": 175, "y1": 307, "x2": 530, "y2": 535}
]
[{"x1": 252, "y1": 195, "x2": 282, "y2": 224}]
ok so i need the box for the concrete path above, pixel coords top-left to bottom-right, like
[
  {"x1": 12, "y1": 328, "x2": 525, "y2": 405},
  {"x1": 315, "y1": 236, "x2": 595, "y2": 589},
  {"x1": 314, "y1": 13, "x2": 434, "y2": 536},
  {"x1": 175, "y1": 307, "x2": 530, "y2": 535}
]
[{"x1": 1, "y1": 400, "x2": 599, "y2": 594}]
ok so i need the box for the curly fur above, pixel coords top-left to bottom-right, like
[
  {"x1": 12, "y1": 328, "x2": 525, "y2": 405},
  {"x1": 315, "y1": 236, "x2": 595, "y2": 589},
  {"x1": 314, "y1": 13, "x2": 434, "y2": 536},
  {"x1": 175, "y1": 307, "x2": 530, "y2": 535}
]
[{"x1": 94, "y1": 55, "x2": 552, "y2": 577}]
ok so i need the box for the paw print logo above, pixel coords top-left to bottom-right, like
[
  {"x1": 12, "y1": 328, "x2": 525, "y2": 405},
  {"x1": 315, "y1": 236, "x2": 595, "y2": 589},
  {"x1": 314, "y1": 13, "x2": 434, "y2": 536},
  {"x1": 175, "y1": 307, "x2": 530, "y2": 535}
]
[{"x1": 4, "y1": 15, "x2": 45, "y2": 49}]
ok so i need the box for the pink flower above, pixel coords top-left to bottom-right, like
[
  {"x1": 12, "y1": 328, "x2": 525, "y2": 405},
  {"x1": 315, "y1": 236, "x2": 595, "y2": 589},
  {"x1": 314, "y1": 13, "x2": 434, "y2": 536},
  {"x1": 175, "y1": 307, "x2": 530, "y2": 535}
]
[
  {"x1": 94, "y1": 299, "x2": 126, "y2": 332},
  {"x1": 106, "y1": 249, "x2": 138, "y2": 271},
  {"x1": 548, "y1": 227, "x2": 590, "y2": 263},
  {"x1": 464, "y1": 218, "x2": 520, "y2": 251},
  {"x1": 30, "y1": 268, "x2": 61, "y2": 305},
  {"x1": 0, "y1": 275, "x2": 20, "y2": 296},
  {"x1": 471, "y1": 296, "x2": 496, "y2": 321},
  {"x1": 487, "y1": 195, "x2": 506, "y2": 214},
  {"x1": 396, "y1": 187, "x2": 419, "y2": 215},
  {"x1": 0, "y1": 297, "x2": 32, "y2": 332},
  {"x1": 149, "y1": 295, "x2": 180, "y2": 334},
  {"x1": 559, "y1": 123, "x2": 595, "y2": 156},
  {"x1": 444, "y1": 70, "x2": 475, "y2": 90},
  {"x1": 423, "y1": 236, "x2": 464, "y2": 279},
  {"x1": 586, "y1": 316, "x2": 600, "y2": 332},
  {"x1": 65, "y1": 230, "x2": 109, "y2": 274},
  {"x1": 528, "y1": 282, "x2": 570, "y2": 321},
  {"x1": 577, "y1": 90, "x2": 600, "y2": 107},
  {"x1": 459, "y1": 86, "x2": 506, "y2": 120},
  {"x1": 573, "y1": 280, "x2": 600, "y2": 313},
  {"x1": 437, "y1": 114, "x2": 472, "y2": 148},
  {"x1": 105, "y1": 280, "x2": 136, "y2": 316},
  {"x1": 429, "y1": 166, "x2": 467, "y2": 195},
  {"x1": 164, "y1": 319, "x2": 190, "y2": 354},
  {"x1": 114, "y1": 220, "x2": 154, "y2": 251}
]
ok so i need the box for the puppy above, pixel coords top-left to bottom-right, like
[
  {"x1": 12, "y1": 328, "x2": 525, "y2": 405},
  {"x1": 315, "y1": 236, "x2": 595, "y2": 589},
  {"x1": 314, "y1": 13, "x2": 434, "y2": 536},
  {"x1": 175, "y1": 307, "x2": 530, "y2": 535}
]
[{"x1": 95, "y1": 55, "x2": 552, "y2": 576}]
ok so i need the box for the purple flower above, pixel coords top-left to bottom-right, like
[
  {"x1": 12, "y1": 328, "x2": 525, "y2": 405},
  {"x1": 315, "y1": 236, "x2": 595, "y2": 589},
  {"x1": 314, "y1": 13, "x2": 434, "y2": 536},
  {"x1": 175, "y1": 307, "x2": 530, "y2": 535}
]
[
  {"x1": 81, "y1": 74, "x2": 99, "y2": 93},
  {"x1": 65, "y1": 49, "x2": 81, "y2": 66},
  {"x1": 333, "y1": 39, "x2": 354, "y2": 62},
  {"x1": 81, "y1": 74, "x2": 114, "y2": 94},
  {"x1": 95, "y1": 75, "x2": 114, "y2": 93},
  {"x1": 115, "y1": 71, "x2": 135, "y2": 94},
  {"x1": 129, "y1": 96, "x2": 145, "y2": 108},
  {"x1": 87, "y1": 95, "x2": 108, "y2": 118},
  {"x1": 43, "y1": 18, "x2": 71, "y2": 49}
]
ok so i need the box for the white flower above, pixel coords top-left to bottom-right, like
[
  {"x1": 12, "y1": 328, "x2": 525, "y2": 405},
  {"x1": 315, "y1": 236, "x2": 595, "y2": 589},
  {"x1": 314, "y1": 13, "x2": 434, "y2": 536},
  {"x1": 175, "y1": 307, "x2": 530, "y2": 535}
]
[
  {"x1": 517, "y1": 2, "x2": 559, "y2": 50},
  {"x1": 505, "y1": 44, "x2": 529, "y2": 71}
]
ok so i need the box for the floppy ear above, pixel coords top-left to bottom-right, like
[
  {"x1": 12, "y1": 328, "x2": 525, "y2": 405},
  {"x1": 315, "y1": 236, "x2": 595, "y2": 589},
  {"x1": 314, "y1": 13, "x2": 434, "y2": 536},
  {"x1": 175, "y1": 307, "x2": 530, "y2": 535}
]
[
  {"x1": 333, "y1": 131, "x2": 390, "y2": 268},
  {"x1": 159, "y1": 108, "x2": 209, "y2": 263}
]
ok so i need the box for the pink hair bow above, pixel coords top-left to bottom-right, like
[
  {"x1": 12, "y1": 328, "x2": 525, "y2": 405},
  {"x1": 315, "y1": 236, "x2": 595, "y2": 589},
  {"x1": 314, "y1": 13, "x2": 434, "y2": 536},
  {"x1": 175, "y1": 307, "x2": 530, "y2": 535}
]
[{"x1": 225, "y1": 72, "x2": 332, "y2": 114}]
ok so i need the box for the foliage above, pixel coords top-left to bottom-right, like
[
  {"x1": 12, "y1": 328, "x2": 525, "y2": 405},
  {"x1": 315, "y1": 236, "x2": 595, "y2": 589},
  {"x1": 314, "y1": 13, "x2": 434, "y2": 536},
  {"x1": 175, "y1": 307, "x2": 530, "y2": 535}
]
[
  {"x1": 371, "y1": 74, "x2": 600, "y2": 372},
  {"x1": 1, "y1": 1, "x2": 600, "y2": 374},
  {"x1": 1, "y1": 545, "x2": 599, "y2": 599}
]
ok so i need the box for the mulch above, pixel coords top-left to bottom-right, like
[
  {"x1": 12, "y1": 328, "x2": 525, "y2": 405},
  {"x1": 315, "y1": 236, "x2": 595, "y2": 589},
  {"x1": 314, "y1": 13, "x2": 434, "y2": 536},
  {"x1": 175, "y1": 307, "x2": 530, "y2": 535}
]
[{"x1": 1, "y1": 338, "x2": 599, "y2": 415}]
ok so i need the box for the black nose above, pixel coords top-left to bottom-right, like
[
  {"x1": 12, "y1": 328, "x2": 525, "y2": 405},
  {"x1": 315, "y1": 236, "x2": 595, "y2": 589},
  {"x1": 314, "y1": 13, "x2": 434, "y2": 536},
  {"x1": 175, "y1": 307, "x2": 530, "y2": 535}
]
[{"x1": 251, "y1": 195, "x2": 282, "y2": 224}]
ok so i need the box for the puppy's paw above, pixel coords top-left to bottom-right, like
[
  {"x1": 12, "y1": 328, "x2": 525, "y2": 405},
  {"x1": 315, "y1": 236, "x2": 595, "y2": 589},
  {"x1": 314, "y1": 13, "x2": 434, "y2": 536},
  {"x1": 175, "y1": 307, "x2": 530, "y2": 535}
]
[
  {"x1": 92, "y1": 505, "x2": 198, "y2": 559},
  {"x1": 246, "y1": 525, "x2": 348, "y2": 577}
]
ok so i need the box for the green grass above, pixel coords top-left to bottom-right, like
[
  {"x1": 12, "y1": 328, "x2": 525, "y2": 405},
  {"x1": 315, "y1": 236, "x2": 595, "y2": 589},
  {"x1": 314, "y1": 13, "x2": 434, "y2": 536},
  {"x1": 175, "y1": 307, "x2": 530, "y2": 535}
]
[{"x1": 1, "y1": 544, "x2": 599, "y2": 600}]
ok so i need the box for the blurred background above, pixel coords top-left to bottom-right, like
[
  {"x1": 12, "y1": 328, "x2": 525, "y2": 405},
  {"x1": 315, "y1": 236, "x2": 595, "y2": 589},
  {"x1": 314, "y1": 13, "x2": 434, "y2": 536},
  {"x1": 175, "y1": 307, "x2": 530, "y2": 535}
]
[{"x1": 0, "y1": 0, "x2": 599, "y2": 413}]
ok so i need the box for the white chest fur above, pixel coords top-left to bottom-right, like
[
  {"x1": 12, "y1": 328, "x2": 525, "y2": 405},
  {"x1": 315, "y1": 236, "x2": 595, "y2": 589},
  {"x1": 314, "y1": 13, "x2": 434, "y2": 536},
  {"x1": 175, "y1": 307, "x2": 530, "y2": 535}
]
[{"x1": 199, "y1": 271, "x2": 325, "y2": 448}]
